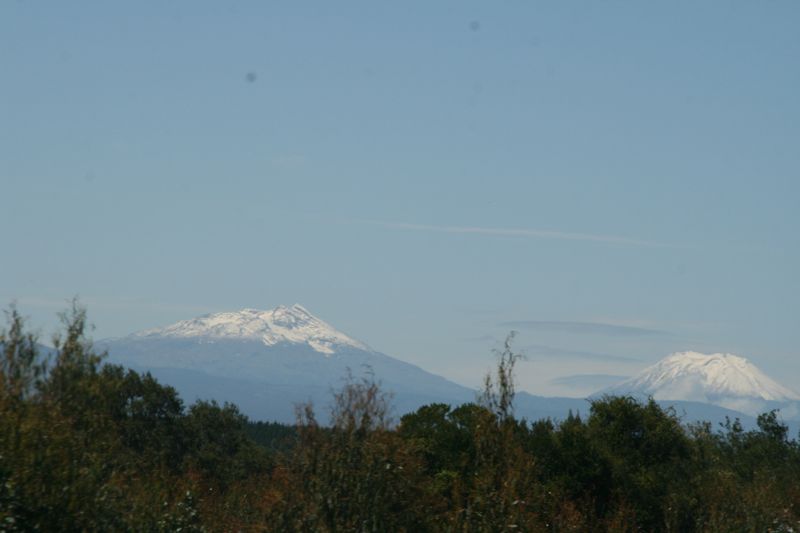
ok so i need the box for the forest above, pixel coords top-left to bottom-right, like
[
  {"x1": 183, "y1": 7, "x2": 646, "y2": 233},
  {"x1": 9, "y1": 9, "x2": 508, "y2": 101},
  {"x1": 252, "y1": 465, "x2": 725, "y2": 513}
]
[{"x1": 2, "y1": 305, "x2": 799, "y2": 532}]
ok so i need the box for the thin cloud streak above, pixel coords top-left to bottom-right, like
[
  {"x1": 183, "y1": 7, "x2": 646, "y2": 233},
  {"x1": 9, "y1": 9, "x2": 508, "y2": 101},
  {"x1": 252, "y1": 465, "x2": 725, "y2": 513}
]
[
  {"x1": 503, "y1": 320, "x2": 669, "y2": 338},
  {"x1": 549, "y1": 374, "x2": 630, "y2": 388},
  {"x1": 367, "y1": 221, "x2": 676, "y2": 248},
  {"x1": 520, "y1": 343, "x2": 642, "y2": 362}
]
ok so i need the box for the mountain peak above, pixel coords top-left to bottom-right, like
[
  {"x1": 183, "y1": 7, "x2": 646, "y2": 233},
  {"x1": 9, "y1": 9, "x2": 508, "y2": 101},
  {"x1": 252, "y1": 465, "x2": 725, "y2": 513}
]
[
  {"x1": 605, "y1": 351, "x2": 800, "y2": 414},
  {"x1": 130, "y1": 305, "x2": 370, "y2": 355}
]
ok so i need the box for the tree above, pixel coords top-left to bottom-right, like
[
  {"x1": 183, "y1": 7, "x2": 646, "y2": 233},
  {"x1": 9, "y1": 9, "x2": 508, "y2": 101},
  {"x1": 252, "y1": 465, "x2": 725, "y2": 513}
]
[
  {"x1": 479, "y1": 331, "x2": 522, "y2": 421},
  {"x1": 586, "y1": 396, "x2": 695, "y2": 530},
  {"x1": 277, "y1": 369, "x2": 426, "y2": 532}
]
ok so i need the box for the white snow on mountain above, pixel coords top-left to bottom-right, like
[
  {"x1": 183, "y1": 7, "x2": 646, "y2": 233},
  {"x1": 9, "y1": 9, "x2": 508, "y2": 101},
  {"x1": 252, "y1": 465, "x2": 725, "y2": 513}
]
[
  {"x1": 605, "y1": 351, "x2": 800, "y2": 415},
  {"x1": 130, "y1": 304, "x2": 370, "y2": 355}
]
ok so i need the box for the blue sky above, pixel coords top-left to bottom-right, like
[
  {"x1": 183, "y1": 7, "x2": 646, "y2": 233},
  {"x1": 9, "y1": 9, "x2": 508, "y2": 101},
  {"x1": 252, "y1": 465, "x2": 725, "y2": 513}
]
[{"x1": 2, "y1": 1, "x2": 799, "y2": 396}]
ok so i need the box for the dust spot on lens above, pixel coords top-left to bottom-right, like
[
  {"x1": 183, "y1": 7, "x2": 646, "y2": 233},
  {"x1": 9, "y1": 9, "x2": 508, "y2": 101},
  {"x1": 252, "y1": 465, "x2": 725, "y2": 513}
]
[
  {"x1": 245, "y1": 72, "x2": 257, "y2": 83},
  {"x1": 469, "y1": 20, "x2": 480, "y2": 32}
]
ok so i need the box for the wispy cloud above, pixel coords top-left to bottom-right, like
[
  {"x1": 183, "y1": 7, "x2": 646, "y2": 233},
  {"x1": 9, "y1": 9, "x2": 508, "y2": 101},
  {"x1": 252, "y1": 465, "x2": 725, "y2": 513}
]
[
  {"x1": 520, "y1": 343, "x2": 641, "y2": 362},
  {"x1": 502, "y1": 320, "x2": 669, "y2": 338},
  {"x1": 364, "y1": 221, "x2": 675, "y2": 248},
  {"x1": 550, "y1": 374, "x2": 630, "y2": 389}
]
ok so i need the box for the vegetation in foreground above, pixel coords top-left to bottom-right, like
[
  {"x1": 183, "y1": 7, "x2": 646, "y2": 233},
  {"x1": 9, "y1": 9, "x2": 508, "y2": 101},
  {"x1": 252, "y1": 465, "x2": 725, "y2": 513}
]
[{"x1": 1, "y1": 305, "x2": 799, "y2": 532}]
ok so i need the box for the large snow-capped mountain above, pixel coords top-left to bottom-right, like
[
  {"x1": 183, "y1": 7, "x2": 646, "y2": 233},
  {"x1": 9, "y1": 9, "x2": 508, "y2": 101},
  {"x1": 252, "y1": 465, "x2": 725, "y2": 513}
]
[
  {"x1": 100, "y1": 305, "x2": 476, "y2": 423},
  {"x1": 603, "y1": 351, "x2": 800, "y2": 417}
]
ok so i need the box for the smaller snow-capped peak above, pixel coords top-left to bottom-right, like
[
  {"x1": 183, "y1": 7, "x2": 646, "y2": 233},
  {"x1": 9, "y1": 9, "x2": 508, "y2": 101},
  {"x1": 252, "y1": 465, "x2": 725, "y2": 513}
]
[
  {"x1": 608, "y1": 351, "x2": 800, "y2": 404},
  {"x1": 131, "y1": 304, "x2": 370, "y2": 355}
]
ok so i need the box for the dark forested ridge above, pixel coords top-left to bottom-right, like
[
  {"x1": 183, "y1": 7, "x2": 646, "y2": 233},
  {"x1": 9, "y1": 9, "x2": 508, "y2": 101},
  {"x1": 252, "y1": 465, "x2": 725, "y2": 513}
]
[{"x1": 2, "y1": 306, "x2": 799, "y2": 531}]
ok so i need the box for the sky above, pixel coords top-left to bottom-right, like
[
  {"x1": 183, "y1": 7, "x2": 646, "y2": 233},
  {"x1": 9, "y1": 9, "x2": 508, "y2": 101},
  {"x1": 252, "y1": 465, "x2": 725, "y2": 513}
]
[{"x1": 2, "y1": 1, "x2": 799, "y2": 397}]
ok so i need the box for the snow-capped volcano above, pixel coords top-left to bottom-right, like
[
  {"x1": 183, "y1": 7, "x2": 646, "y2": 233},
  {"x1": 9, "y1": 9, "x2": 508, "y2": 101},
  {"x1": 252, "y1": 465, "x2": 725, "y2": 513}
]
[
  {"x1": 604, "y1": 351, "x2": 800, "y2": 416},
  {"x1": 101, "y1": 304, "x2": 475, "y2": 422},
  {"x1": 131, "y1": 304, "x2": 369, "y2": 355}
]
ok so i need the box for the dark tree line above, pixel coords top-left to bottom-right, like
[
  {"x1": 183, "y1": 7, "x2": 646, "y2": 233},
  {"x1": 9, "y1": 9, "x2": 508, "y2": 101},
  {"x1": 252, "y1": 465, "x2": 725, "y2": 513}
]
[{"x1": 1, "y1": 305, "x2": 799, "y2": 531}]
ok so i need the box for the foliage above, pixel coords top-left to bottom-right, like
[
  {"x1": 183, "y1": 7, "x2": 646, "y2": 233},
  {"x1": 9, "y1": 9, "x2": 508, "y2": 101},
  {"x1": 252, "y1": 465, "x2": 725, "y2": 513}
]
[
  {"x1": 2, "y1": 305, "x2": 800, "y2": 531},
  {"x1": 245, "y1": 420, "x2": 297, "y2": 453},
  {"x1": 270, "y1": 371, "x2": 427, "y2": 532}
]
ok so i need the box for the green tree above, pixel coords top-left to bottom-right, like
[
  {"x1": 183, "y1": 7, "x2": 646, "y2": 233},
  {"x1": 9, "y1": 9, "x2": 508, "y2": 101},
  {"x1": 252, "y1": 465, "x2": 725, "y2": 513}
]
[{"x1": 586, "y1": 396, "x2": 696, "y2": 531}]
